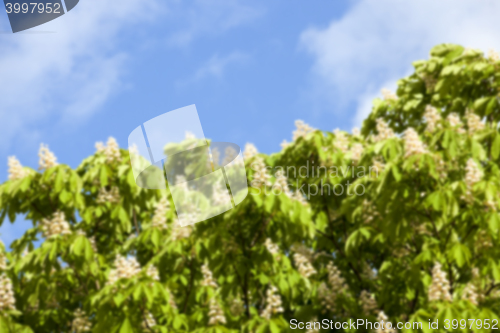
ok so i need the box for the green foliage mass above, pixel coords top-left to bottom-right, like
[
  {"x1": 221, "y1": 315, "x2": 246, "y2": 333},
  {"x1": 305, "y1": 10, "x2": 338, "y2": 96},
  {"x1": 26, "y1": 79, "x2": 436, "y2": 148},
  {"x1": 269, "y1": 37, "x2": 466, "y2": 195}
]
[{"x1": 1, "y1": 44, "x2": 500, "y2": 332}]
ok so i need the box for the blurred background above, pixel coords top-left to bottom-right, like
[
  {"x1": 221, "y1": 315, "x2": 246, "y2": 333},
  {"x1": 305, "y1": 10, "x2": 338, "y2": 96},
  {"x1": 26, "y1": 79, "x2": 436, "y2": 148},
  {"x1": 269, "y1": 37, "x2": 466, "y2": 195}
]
[{"x1": 1, "y1": 0, "x2": 500, "y2": 245}]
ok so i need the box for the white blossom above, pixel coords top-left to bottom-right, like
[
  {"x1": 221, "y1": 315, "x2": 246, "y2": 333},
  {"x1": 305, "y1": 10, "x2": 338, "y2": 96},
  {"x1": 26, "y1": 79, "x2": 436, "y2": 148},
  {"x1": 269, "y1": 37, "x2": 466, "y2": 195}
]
[
  {"x1": 485, "y1": 200, "x2": 497, "y2": 212},
  {"x1": 265, "y1": 238, "x2": 280, "y2": 255},
  {"x1": 392, "y1": 246, "x2": 411, "y2": 259},
  {"x1": 261, "y1": 285, "x2": 284, "y2": 319},
  {"x1": 38, "y1": 144, "x2": 58, "y2": 170},
  {"x1": 403, "y1": 127, "x2": 427, "y2": 158},
  {"x1": 151, "y1": 197, "x2": 169, "y2": 229},
  {"x1": 350, "y1": 143, "x2": 364, "y2": 163},
  {"x1": 476, "y1": 229, "x2": 493, "y2": 250},
  {"x1": 434, "y1": 155, "x2": 447, "y2": 179},
  {"x1": 96, "y1": 187, "x2": 120, "y2": 205},
  {"x1": 146, "y1": 265, "x2": 160, "y2": 281},
  {"x1": 376, "y1": 311, "x2": 396, "y2": 333},
  {"x1": 273, "y1": 170, "x2": 290, "y2": 195},
  {"x1": 318, "y1": 283, "x2": 335, "y2": 313},
  {"x1": 465, "y1": 109, "x2": 484, "y2": 134},
  {"x1": 96, "y1": 137, "x2": 122, "y2": 164},
  {"x1": 229, "y1": 296, "x2": 244, "y2": 316},
  {"x1": 168, "y1": 288, "x2": 177, "y2": 309},
  {"x1": 280, "y1": 140, "x2": 290, "y2": 149},
  {"x1": 327, "y1": 262, "x2": 346, "y2": 292},
  {"x1": 7, "y1": 156, "x2": 27, "y2": 180},
  {"x1": 463, "y1": 47, "x2": 474, "y2": 55},
  {"x1": 40, "y1": 211, "x2": 71, "y2": 238},
  {"x1": 272, "y1": 170, "x2": 307, "y2": 205},
  {"x1": 488, "y1": 49, "x2": 500, "y2": 62},
  {"x1": 333, "y1": 129, "x2": 349, "y2": 153},
  {"x1": 373, "y1": 119, "x2": 395, "y2": 142},
  {"x1": 243, "y1": 143, "x2": 258, "y2": 161},
  {"x1": 0, "y1": 273, "x2": 16, "y2": 311},
  {"x1": 170, "y1": 220, "x2": 192, "y2": 240},
  {"x1": 201, "y1": 264, "x2": 218, "y2": 288},
  {"x1": 381, "y1": 88, "x2": 397, "y2": 101},
  {"x1": 446, "y1": 113, "x2": 465, "y2": 134},
  {"x1": 293, "y1": 120, "x2": 315, "y2": 141},
  {"x1": 293, "y1": 252, "x2": 316, "y2": 278},
  {"x1": 462, "y1": 283, "x2": 478, "y2": 306},
  {"x1": 360, "y1": 290, "x2": 378, "y2": 315},
  {"x1": 95, "y1": 142, "x2": 105, "y2": 153},
  {"x1": 352, "y1": 127, "x2": 361, "y2": 137},
  {"x1": 464, "y1": 158, "x2": 482, "y2": 199},
  {"x1": 208, "y1": 298, "x2": 227, "y2": 326},
  {"x1": 107, "y1": 255, "x2": 141, "y2": 285},
  {"x1": 318, "y1": 262, "x2": 347, "y2": 314},
  {"x1": 362, "y1": 200, "x2": 379, "y2": 224},
  {"x1": 71, "y1": 309, "x2": 92, "y2": 332},
  {"x1": 142, "y1": 312, "x2": 156, "y2": 331},
  {"x1": 371, "y1": 158, "x2": 385, "y2": 177},
  {"x1": 251, "y1": 156, "x2": 271, "y2": 187},
  {"x1": 428, "y1": 262, "x2": 452, "y2": 302},
  {"x1": 423, "y1": 105, "x2": 442, "y2": 133}
]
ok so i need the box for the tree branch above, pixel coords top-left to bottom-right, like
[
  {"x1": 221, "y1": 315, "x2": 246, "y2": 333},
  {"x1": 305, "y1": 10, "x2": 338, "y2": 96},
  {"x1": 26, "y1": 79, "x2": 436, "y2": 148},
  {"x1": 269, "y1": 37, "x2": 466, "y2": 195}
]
[
  {"x1": 133, "y1": 209, "x2": 140, "y2": 236},
  {"x1": 250, "y1": 213, "x2": 275, "y2": 248},
  {"x1": 182, "y1": 258, "x2": 195, "y2": 313}
]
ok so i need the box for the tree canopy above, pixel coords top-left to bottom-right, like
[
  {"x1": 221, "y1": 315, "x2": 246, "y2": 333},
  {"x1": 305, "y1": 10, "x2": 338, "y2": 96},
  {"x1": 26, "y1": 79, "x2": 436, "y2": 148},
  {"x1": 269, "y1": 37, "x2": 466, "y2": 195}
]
[{"x1": 1, "y1": 44, "x2": 500, "y2": 332}]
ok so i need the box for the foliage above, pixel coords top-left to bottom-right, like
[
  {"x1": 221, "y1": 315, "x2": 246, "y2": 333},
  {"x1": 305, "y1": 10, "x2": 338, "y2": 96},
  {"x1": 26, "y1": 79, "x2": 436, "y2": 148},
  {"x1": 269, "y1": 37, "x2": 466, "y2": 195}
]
[{"x1": 1, "y1": 44, "x2": 500, "y2": 332}]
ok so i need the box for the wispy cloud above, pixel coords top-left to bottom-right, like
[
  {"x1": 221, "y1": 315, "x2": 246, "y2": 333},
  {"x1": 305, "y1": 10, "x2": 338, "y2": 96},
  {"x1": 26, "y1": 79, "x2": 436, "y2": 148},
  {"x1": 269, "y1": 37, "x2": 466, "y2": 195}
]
[
  {"x1": 0, "y1": 0, "x2": 163, "y2": 150},
  {"x1": 300, "y1": 0, "x2": 500, "y2": 128},
  {"x1": 177, "y1": 51, "x2": 249, "y2": 87},
  {"x1": 166, "y1": 0, "x2": 264, "y2": 47}
]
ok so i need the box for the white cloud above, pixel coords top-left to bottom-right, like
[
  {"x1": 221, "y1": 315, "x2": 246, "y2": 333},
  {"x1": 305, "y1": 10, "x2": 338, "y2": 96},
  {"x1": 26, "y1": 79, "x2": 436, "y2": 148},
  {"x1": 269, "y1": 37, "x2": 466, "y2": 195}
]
[
  {"x1": 0, "y1": 0, "x2": 163, "y2": 150},
  {"x1": 0, "y1": 0, "x2": 264, "y2": 152},
  {"x1": 166, "y1": 0, "x2": 264, "y2": 47},
  {"x1": 300, "y1": 0, "x2": 500, "y2": 127}
]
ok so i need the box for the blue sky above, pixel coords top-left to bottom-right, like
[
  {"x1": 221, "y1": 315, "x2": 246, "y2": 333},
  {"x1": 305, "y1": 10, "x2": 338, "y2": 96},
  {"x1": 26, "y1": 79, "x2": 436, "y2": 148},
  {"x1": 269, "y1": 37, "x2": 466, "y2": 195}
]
[{"x1": 2, "y1": 0, "x2": 500, "y2": 246}]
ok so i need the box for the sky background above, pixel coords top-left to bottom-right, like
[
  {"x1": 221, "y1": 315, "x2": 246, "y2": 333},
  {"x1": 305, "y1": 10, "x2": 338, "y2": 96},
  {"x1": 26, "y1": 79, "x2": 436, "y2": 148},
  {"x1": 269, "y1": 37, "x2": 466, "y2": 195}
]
[{"x1": 2, "y1": 0, "x2": 500, "y2": 245}]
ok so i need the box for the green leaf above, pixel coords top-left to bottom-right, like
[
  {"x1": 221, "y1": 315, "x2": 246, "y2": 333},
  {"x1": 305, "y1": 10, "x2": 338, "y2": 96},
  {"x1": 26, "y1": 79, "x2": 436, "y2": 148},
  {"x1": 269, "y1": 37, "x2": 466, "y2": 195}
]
[
  {"x1": 100, "y1": 166, "x2": 109, "y2": 186},
  {"x1": 151, "y1": 229, "x2": 160, "y2": 248},
  {"x1": 59, "y1": 190, "x2": 72, "y2": 204},
  {"x1": 119, "y1": 318, "x2": 133, "y2": 333},
  {"x1": 264, "y1": 194, "x2": 275, "y2": 213},
  {"x1": 54, "y1": 168, "x2": 65, "y2": 192},
  {"x1": 492, "y1": 134, "x2": 500, "y2": 159},
  {"x1": 450, "y1": 243, "x2": 471, "y2": 267},
  {"x1": 391, "y1": 164, "x2": 402, "y2": 182},
  {"x1": 269, "y1": 321, "x2": 280, "y2": 333},
  {"x1": 72, "y1": 236, "x2": 86, "y2": 256},
  {"x1": 486, "y1": 97, "x2": 498, "y2": 115}
]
